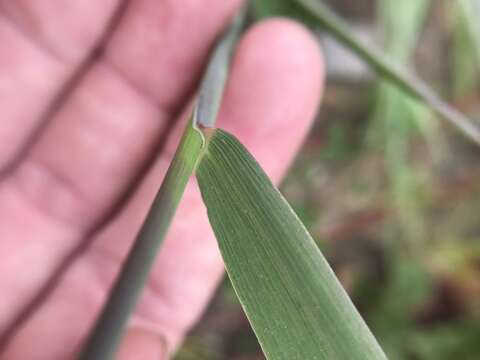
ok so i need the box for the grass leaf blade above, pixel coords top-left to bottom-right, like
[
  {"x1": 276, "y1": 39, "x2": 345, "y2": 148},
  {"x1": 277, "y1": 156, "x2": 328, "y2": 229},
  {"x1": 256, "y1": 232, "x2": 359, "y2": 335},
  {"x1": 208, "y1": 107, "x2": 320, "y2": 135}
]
[{"x1": 196, "y1": 129, "x2": 386, "y2": 359}]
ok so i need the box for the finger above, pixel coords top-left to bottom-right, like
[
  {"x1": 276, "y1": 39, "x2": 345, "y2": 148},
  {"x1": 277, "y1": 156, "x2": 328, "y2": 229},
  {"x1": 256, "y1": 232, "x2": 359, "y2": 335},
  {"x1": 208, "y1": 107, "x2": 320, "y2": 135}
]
[
  {"x1": 0, "y1": 0, "x2": 120, "y2": 170},
  {"x1": 2, "y1": 19, "x2": 324, "y2": 360},
  {"x1": 0, "y1": 0, "x2": 241, "y2": 335}
]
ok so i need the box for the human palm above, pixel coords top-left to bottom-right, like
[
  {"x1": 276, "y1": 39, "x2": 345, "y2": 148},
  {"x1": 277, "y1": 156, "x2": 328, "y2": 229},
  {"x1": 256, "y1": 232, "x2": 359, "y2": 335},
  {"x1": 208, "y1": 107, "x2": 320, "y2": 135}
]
[{"x1": 0, "y1": 1, "x2": 323, "y2": 358}]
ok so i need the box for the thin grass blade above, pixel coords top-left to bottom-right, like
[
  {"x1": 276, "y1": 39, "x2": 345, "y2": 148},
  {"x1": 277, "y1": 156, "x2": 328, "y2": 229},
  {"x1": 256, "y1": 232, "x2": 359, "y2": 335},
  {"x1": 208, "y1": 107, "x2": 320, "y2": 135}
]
[{"x1": 196, "y1": 129, "x2": 387, "y2": 359}]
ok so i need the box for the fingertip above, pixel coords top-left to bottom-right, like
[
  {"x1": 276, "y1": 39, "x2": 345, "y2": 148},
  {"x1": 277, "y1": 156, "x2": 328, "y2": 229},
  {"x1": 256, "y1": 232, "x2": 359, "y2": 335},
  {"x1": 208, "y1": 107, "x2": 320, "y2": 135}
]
[
  {"x1": 217, "y1": 18, "x2": 325, "y2": 181},
  {"x1": 240, "y1": 17, "x2": 325, "y2": 117},
  {"x1": 239, "y1": 18, "x2": 325, "y2": 84}
]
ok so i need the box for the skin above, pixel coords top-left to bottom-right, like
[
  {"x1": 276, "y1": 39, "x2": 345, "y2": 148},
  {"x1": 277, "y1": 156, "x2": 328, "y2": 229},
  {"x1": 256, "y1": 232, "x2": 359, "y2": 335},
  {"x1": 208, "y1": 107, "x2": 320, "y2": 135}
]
[{"x1": 0, "y1": 0, "x2": 324, "y2": 359}]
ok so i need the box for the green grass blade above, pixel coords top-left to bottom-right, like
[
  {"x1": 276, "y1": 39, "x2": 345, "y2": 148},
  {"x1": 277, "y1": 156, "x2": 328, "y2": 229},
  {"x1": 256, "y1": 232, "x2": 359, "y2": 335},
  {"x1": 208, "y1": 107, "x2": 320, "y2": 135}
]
[
  {"x1": 80, "y1": 122, "x2": 204, "y2": 360},
  {"x1": 196, "y1": 129, "x2": 387, "y2": 360},
  {"x1": 289, "y1": 0, "x2": 480, "y2": 145}
]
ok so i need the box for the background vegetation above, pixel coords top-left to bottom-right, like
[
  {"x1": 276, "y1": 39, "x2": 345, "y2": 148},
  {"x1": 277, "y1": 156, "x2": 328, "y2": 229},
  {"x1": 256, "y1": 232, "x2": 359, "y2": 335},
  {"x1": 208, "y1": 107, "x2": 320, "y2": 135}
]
[{"x1": 176, "y1": 1, "x2": 480, "y2": 358}]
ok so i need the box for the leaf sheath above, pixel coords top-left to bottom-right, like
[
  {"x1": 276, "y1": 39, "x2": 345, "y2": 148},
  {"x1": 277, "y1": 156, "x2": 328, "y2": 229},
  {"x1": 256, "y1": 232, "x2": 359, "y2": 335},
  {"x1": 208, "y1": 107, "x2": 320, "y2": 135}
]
[{"x1": 79, "y1": 123, "x2": 204, "y2": 360}]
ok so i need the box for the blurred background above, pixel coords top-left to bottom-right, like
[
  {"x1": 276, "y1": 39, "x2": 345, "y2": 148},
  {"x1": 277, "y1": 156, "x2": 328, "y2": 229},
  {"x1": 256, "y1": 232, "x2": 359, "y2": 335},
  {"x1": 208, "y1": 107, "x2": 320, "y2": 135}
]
[{"x1": 177, "y1": 1, "x2": 480, "y2": 359}]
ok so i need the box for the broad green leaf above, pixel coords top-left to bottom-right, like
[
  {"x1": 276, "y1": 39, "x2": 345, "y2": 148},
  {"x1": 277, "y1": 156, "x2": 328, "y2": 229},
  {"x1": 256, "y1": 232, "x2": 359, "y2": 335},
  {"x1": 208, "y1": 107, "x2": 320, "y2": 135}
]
[{"x1": 196, "y1": 129, "x2": 386, "y2": 360}]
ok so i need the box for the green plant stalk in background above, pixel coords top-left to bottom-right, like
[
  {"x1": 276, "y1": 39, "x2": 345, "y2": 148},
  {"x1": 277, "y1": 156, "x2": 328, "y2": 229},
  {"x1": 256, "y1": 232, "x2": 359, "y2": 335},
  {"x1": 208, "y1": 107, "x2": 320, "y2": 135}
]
[
  {"x1": 293, "y1": 0, "x2": 480, "y2": 145},
  {"x1": 254, "y1": 0, "x2": 480, "y2": 145},
  {"x1": 456, "y1": 0, "x2": 480, "y2": 67},
  {"x1": 369, "y1": 0, "x2": 432, "y2": 247},
  {"x1": 196, "y1": 129, "x2": 386, "y2": 359},
  {"x1": 452, "y1": 0, "x2": 480, "y2": 97}
]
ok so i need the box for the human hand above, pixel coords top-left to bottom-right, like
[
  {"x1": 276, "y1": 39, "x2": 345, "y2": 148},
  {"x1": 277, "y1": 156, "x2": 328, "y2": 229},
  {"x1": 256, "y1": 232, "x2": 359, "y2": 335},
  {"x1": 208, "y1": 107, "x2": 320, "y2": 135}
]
[{"x1": 0, "y1": 1, "x2": 323, "y2": 358}]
